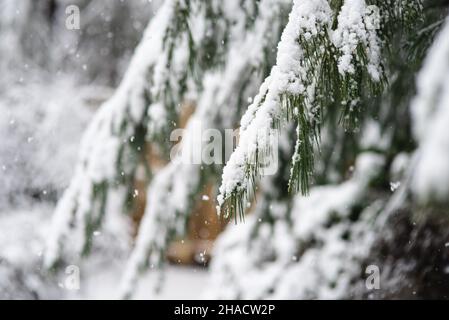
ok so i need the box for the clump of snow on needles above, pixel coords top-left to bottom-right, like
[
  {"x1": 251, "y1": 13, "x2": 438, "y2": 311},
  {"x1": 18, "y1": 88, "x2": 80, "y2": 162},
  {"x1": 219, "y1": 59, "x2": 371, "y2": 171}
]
[{"x1": 411, "y1": 18, "x2": 449, "y2": 203}]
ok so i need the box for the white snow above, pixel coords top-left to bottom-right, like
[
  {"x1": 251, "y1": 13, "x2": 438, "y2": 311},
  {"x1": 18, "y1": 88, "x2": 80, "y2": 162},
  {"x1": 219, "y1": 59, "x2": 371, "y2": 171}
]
[
  {"x1": 82, "y1": 266, "x2": 207, "y2": 300},
  {"x1": 411, "y1": 18, "x2": 449, "y2": 203},
  {"x1": 332, "y1": 0, "x2": 382, "y2": 81},
  {"x1": 208, "y1": 152, "x2": 384, "y2": 299}
]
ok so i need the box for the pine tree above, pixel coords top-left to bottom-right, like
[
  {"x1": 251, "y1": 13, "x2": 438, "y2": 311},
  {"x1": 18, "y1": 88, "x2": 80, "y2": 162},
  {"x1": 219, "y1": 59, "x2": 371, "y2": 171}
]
[{"x1": 46, "y1": 0, "x2": 449, "y2": 299}]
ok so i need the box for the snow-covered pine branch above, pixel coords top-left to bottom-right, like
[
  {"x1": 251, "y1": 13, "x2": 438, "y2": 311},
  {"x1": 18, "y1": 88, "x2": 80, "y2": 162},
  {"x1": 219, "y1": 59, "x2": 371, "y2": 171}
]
[
  {"x1": 45, "y1": 0, "x2": 289, "y2": 278},
  {"x1": 217, "y1": 0, "x2": 393, "y2": 219},
  {"x1": 118, "y1": 0, "x2": 290, "y2": 298},
  {"x1": 45, "y1": 0, "x2": 201, "y2": 267}
]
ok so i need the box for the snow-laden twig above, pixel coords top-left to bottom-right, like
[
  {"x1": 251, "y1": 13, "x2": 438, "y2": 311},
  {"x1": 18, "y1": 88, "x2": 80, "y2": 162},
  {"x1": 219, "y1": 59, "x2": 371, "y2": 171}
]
[{"x1": 209, "y1": 152, "x2": 385, "y2": 299}]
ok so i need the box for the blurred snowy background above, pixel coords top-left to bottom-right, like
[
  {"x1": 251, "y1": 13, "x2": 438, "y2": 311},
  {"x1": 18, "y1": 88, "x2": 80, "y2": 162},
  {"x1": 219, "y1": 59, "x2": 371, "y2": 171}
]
[
  {"x1": 2, "y1": 0, "x2": 449, "y2": 301},
  {"x1": 0, "y1": 0, "x2": 207, "y2": 299}
]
